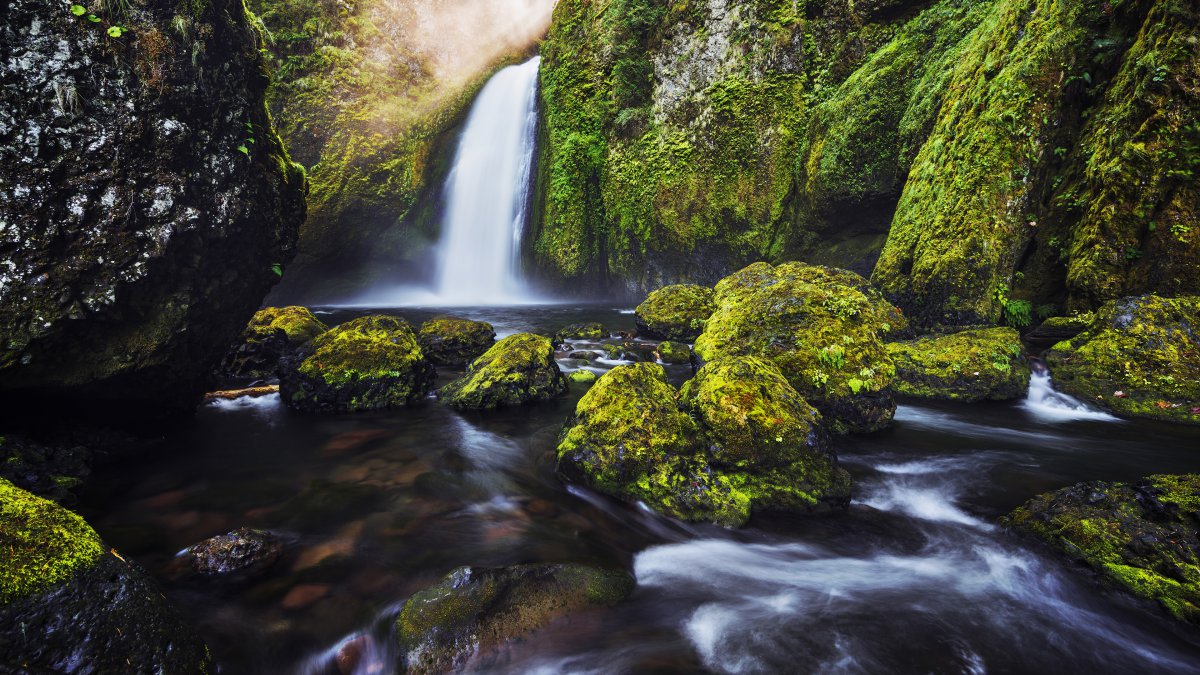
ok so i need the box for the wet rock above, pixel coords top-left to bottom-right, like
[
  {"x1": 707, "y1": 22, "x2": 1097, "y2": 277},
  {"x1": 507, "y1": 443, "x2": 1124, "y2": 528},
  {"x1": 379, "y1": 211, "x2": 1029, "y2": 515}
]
[
  {"x1": 886, "y1": 327, "x2": 1031, "y2": 402},
  {"x1": 0, "y1": 479, "x2": 212, "y2": 672},
  {"x1": 656, "y1": 341, "x2": 692, "y2": 365},
  {"x1": 282, "y1": 583, "x2": 331, "y2": 611},
  {"x1": 280, "y1": 315, "x2": 435, "y2": 413},
  {"x1": 568, "y1": 350, "x2": 601, "y2": 361},
  {"x1": 1003, "y1": 474, "x2": 1200, "y2": 625},
  {"x1": 694, "y1": 262, "x2": 899, "y2": 434},
  {"x1": 568, "y1": 370, "x2": 598, "y2": 384},
  {"x1": 439, "y1": 333, "x2": 568, "y2": 409},
  {"x1": 553, "y1": 322, "x2": 609, "y2": 344},
  {"x1": 1045, "y1": 296, "x2": 1200, "y2": 424},
  {"x1": 0, "y1": 0, "x2": 306, "y2": 425},
  {"x1": 1025, "y1": 313, "x2": 1094, "y2": 349},
  {"x1": 219, "y1": 307, "x2": 329, "y2": 380},
  {"x1": 0, "y1": 434, "x2": 91, "y2": 504},
  {"x1": 635, "y1": 284, "x2": 716, "y2": 342},
  {"x1": 417, "y1": 316, "x2": 496, "y2": 367},
  {"x1": 179, "y1": 527, "x2": 283, "y2": 579},
  {"x1": 395, "y1": 563, "x2": 634, "y2": 673}
]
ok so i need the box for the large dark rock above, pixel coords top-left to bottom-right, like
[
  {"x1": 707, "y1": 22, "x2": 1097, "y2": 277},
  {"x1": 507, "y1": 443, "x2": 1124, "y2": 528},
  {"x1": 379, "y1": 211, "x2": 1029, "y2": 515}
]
[
  {"x1": 417, "y1": 316, "x2": 496, "y2": 367},
  {"x1": 395, "y1": 563, "x2": 634, "y2": 674},
  {"x1": 0, "y1": 0, "x2": 306, "y2": 426},
  {"x1": 1004, "y1": 474, "x2": 1200, "y2": 625},
  {"x1": 0, "y1": 479, "x2": 212, "y2": 672}
]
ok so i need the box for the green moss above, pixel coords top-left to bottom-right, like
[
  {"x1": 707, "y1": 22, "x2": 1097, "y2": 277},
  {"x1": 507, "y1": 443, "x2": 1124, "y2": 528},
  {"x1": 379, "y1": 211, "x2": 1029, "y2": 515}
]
[
  {"x1": 656, "y1": 341, "x2": 692, "y2": 365},
  {"x1": 417, "y1": 316, "x2": 496, "y2": 367},
  {"x1": 438, "y1": 333, "x2": 568, "y2": 409},
  {"x1": 568, "y1": 369, "x2": 598, "y2": 384},
  {"x1": 553, "y1": 322, "x2": 608, "y2": 344},
  {"x1": 1004, "y1": 474, "x2": 1200, "y2": 624},
  {"x1": 245, "y1": 306, "x2": 328, "y2": 345},
  {"x1": 0, "y1": 479, "x2": 105, "y2": 604},
  {"x1": 1045, "y1": 295, "x2": 1200, "y2": 424},
  {"x1": 635, "y1": 284, "x2": 716, "y2": 341},
  {"x1": 886, "y1": 327, "x2": 1030, "y2": 401}
]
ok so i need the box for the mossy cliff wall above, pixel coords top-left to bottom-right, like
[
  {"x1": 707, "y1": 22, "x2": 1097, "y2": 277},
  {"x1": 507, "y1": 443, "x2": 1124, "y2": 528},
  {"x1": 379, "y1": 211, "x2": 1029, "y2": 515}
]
[
  {"x1": 250, "y1": 0, "x2": 553, "y2": 303},
  {"x1": 534, "y1": 0, "x2": 1198, "y2": 321},
  {"x1": 0, "y1": 0, "x2": 306, "y2": 423}
]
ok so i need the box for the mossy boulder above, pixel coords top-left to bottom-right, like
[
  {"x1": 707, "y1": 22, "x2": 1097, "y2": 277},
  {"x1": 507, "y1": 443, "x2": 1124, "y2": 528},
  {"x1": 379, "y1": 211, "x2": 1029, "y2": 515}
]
[
  {"x1": 0, "y1": 479, "x2": 212, "y2": 671},
  {"x1": 657, "y1": 341, "x2": 693, "y2": 365},
  {"x1": 417, "y1": 316, "x2": 496, "y2": 367},
  {"x1": 553, "y1": 322, "x2": 609, "y2": 345},
  {"x1": 1045, "y1": 296, "x2": 1200, "y2": 424},
  {"x1": 220, "y1": 306, "x2": 329, "y2": 380},
  {"x1": 557, "y1": 361, "x2": 850, "y2": 527},
  {"x1": 694, "y1": 262, "x2": 898, "y2": 434},
  {"x1": 886, "y1": 327, "x2": 1030, "y2": 402},
  {"x1": 395, "y1": 563, "x2": 634, "y2": 673},
  {"x1": 1004, "y1": 474, "x2": 1200, "y2": 625},
  {"x1": 635, "y1": 285, "x2": 717, "y2": 342},
  {"x1": 280, "y1": 315, "x2": 435, "y2": 413},
  {"x1": 568, "y1": 370, "x2": 598, "y2": 385},
  {"x1": 438, "y1": 333, "x2": 568, "y2": 409}
]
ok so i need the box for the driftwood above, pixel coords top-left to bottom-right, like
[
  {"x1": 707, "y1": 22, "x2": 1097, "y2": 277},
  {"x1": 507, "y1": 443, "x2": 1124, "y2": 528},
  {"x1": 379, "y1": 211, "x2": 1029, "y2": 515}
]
[{"x1": 203, "y1": 385, "x2": 280, "y2": 401}]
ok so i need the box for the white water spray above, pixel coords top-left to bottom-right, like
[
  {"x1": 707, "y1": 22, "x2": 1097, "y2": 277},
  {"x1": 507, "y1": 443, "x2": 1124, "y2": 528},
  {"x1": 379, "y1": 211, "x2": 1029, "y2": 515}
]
[
  {"x1": 434, "y1": 56, "x2": 541, "y2": 305},
  {"x1": 1022, "y1": 369, "x2": 1120, "y2": 423}
]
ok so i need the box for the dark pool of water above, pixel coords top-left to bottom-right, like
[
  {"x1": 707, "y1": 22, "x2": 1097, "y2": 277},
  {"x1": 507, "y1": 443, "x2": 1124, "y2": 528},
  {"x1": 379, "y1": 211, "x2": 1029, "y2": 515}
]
[{"x1": 80, "y1": 305, "x2": 1200, "y2": 674}]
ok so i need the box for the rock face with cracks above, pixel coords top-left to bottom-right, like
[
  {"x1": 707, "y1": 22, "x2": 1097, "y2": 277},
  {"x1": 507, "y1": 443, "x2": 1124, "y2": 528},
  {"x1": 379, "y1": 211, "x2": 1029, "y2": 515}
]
[
  {"x1": 886, "y1": 327, "x2": 1030, "y2": 401},
  {"x1": 439, "y1": 333, "x2": 568, "y2": 409},
  {"x1": 0, "y1": 0, "x2": 306, "y2": 424}
]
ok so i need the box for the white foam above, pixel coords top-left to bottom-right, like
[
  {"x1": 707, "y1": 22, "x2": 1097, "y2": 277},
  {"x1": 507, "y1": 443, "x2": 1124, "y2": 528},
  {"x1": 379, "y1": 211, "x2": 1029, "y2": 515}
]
[{"x1": 1022, "y1": 371, "x2": 1121, "y2": 423}]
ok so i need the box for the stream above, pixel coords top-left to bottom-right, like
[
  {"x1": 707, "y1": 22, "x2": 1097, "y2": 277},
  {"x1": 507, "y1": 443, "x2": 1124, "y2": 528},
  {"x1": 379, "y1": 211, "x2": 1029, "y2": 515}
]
[{"x1": 79, "y1": 305, "x2": 1200, "y2": 674}]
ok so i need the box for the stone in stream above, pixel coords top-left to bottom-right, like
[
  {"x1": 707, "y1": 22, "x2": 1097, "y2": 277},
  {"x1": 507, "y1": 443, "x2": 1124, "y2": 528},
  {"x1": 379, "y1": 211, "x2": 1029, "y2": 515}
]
[
  {"x1": 1045, "y1": 295, "x2": 1200, "y2": 424},
  {"x1": 438, "y1": 333, "x2": 568, "y2": 409},
  {"x1": 0, "y1": 479, "x2": 212, "y2": 672},
  {"x1": 395, "y1": 563, "x2": 634, "y2": 673},
  {"x1": 552, "y1": 322, "x2": 609, "y2": 345},
  {"x1": 568, "y1": 370, "x2": 598, "y2": 384},
  {"x1": 694, "y1": 262, "x2": 900, "y2": 434},
  {"x1": 280, "y1": 315, "x2": 435, "y2": 413},
  {"x1": 656, "y1": 341, "x2": 692, "y2": 365},
  {"x1": 557, "y1": 360, "x2": 850, "y2": 527},
  {"x1": 176, "y1": 527, "x2": 284, "y2": 579},
  {"x1": 218, "y1": 306, "x2": 330, "y2": 380},
  {"x1": 885, "y1": 327, "x2": 1031, "y2": 402},
  {"x1": 634, "y1": 284, "x2": 716, "y2": 342},
  {"x1": 417, "y1": 316, "x2": 497, "y2": 367},
  {"x1": 1003, "y1": 474, "x2": 1200, "y2": 625}
]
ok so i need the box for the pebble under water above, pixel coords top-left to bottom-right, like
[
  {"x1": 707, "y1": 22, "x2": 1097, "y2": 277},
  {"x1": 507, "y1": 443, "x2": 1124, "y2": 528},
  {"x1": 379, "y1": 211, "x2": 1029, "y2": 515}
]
[{"x1": 80, "y1": 306, "x2": 1200, "y2": 674}]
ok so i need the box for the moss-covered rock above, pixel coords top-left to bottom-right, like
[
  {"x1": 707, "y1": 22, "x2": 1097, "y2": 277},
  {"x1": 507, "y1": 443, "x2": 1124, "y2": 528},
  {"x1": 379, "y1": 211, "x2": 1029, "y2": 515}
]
[
  {"x1": 1045, "y1": 296, "x2": 1200, "y2": 424},
  {"x1": 0, "y1": 479, "x2": 212, "y2": 671},
  {"x1": 886, "y1": 327, "x2": 1030, "y2": 402},
  {"x1": 438, "y1": 333, "x2": 568, "y2": 409},
  {"x1": 417, "y1": 316, "x2": 496, "y2": 367},
  {"x1": 694, "y1": 262, "x2": 898, "y2": 433},
  {"x1": 568, "y1": 369, "x2": 598, "y2": 384},
  {"x1": 657, "y1": 341, "x2": 692, "y2": 365},
  {"x1": 635, "y1": 285, "x2": 717, "y2": 342},
  {"x1": 557, "y1": 360, "x2": 850, "y2": 526},
  {"x1": 553, "y1": 322, "x2": 609, "y2": 344},
  {"x1": 395, "y1": 563, "x2": 634, "y2": 673},
  {"x1": 280, "y1": 315, "x2": 435, "y2": 413},
  {"x1": 1004, "y1": 474, "x2": 1200, "y2": 625},
  {"x1": 220, "y1": 306, "x2": 329, "y2": 380}
]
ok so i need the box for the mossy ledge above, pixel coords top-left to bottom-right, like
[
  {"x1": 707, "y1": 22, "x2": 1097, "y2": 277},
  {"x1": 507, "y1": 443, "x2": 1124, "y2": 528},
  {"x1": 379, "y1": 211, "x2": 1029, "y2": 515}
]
[{"x1": 886, "y1": 327, "x2": 1030, "y2": 402}]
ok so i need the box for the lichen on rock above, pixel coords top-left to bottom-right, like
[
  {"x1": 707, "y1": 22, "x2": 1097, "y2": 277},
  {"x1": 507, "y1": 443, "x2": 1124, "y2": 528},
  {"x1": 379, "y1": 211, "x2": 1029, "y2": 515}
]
[
  {"x1": 886, "y1": 327, "x2": 1030, "y2": 402},
  {"x1": 438, "y1": 333, "x2": 568, "y2": 409},
  {"x1": 635, "y1": 284, "x2": 716, "y2": 341},
  {"x1": 1045, "y1": 295, "x2": 1200, "y2": 424},
  {"x1": 1004, "y1": 474, "x2": 1200, "y2": 625},
  {"x1": 417, "y1": 316, "x2": 496, "y2": 367},
  {"x1": 280, "y1": 315, "x2": 435, "y2": 413}
]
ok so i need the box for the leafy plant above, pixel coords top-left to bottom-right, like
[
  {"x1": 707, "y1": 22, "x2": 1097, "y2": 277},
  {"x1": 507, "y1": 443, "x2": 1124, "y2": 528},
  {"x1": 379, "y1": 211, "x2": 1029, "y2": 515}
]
[
  {"x1": 817, "y1": 345, "x2": 846, "y2": 371},
  {"x1": 270, "y1": 263, "x2": 283, "y2": 277},
  {"x1": 1002, "y1": 299, "x2": 1032, "y2": 328}
]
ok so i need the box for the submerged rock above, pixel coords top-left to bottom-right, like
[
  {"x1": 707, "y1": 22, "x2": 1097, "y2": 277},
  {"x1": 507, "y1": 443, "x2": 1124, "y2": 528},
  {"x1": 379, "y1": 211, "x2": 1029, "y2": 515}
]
[
  {"x1": 694, "y1": 262, "x2": 898, "y2": 434},
  {"x1": 553, "y1": 322, "x2": 609, "y2": 344},
  {"x1": 417, "y1": 316, "x2": 496, "y2": 367},
  {"x1": 178, "y1": 527, "x2": 284, "y2": 580},
  {"x1": 0, "y1": 479, "x2": 212, "y2": 671},
  {"x1": 656, "y1": 341, "x2": 692, "y2": 365},
  {"x1": 0, "y1": 0, "x2": 306, "y2": 425},
  {"x1": 1045, "y1": 296, "x2": 1200, "y2": 424},
  {"x1": 557, "y1": 361, "x2": 849, "y2": 526},
  {"x1": 280, "y1": 315, "x2": 435, "y2": 413},
  {"x1": 395, "y1": 563, "x2": 634, "y2": 673},
  {"x1": 1004, "y1": 474, "x2": 1200, "y2": 625},
  {"x1": 0, "y1": 434, "x2": 92, "y2": 504},
  {"x1": 635, "y1": 284, "x2": 716, "y2": 342},
  {"x1": 220, "y1": 306, "x2": 329, "y2": 380},
  {"x1": 886, "y1": 328, "x2": 1030, "y2": 402},
  {"x1": 439, "y1": 333, "x2": 568, "y2": 409}
]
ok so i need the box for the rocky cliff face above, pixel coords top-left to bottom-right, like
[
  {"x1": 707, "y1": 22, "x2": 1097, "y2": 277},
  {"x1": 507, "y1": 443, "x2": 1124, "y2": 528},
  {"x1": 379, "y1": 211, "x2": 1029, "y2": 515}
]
[
  {"x1": 534, "y1": 0, "x2": 1199, "y2": 325},
  {"x1": 0, "y1": 0, "x2": 306, "y2": 424}
]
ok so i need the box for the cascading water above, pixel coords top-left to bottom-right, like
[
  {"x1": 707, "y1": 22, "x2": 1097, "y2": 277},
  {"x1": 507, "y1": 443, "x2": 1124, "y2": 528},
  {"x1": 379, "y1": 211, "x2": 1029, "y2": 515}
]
[
  {"x1": 434, "y1": 56, "x2": 541, "y2": 305},
  {"x1": 1022, "y1": 364, "x2": 1120, "y2": 423}
]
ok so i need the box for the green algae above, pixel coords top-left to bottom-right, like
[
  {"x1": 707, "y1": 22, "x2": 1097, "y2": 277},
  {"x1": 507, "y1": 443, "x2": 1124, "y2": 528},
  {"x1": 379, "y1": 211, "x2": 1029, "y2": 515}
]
[
  {"x1": 886, "y1": 327, "x2": 1030, "y2": 402},
  {"x1": 635, "y1": 284, "x2": 716, "y2": 342},
  {"x1": 438, "y1": 333, "x2": 568, "y2": 409},
  {"x1": 0, "y1": 479, "x2": 105, "y2": 604}
]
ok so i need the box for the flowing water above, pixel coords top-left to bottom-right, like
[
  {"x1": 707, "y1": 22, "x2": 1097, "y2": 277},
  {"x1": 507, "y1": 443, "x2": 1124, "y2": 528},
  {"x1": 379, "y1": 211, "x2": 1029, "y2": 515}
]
[{"x1": 78, "y1": 305, "x2": 1200, "y2": 674}]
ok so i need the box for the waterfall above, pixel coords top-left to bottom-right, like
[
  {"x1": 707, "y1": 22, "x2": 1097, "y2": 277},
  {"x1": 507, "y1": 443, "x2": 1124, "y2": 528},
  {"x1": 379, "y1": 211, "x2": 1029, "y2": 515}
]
[
  {"x1": 1022, "y1": 367, "x2": 1119, "y2": 423},
  {"x1": 434, "y1": 56, "x2": 541, "y2": 305}
]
